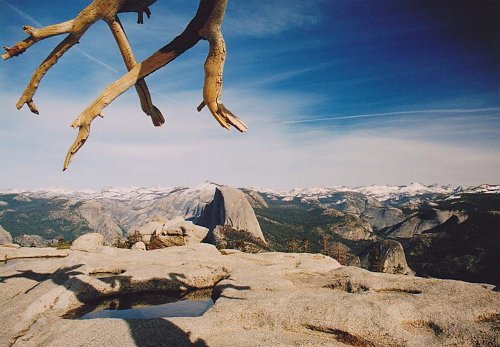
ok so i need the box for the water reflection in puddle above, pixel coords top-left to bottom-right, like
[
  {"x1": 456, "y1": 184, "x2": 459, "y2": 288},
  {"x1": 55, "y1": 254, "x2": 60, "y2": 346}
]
[{"x1": 65, "y1": 289, "x2": 214, "y2": 320}]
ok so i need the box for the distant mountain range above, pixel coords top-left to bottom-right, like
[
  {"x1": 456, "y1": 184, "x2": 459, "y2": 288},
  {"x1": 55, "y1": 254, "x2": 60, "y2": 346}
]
[
  {"x1": 253, "y1": 182, "x2": 499, "y2": 205},
  {"x1": 1, "y1": 182, "x2": 499, "y2": 285},
  {"x1": 3, "y1": 182, "x2": 498, "y2": 205},
  {"x1": 1, "y1": 181, "x2": 498, "y2": 241}
]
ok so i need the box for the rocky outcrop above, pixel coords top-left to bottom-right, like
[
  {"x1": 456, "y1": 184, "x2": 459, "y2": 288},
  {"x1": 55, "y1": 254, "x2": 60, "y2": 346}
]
[
  {"x1": 0, "y1": 225, "x2": 12, "y2": 244},
  {"x1": 324, "y1": 210, "x2": 373, "y2": 240},
  {"x1": 127, "y1": 218, "x2": 164, "y2": 245},
  {"x1": 149, "y1": 220, "x2": 208, "y2": 249},
  {"x1": 243, "y1": 190, "x2": 268, "y2": 209},
  {"x1": 360, "y1": 240, "x2": 414, "y2": 275},
  {"x1": 77, "y1": 200, "x2": 124, "y2": 245},
  {"x1": 14, "y1": 234, "x2": 55, "y2": 247},
  {"x1": 1, "y1": 245, "x2": 498, "y2": 347},
  {"x1": 400, "y1": 210, "x2": 500, "y2": 285},
  {"x1": 385, "y1": 208, "x2": 468, "y2": 238},
  {"x1": 70, "y1": 233, "x2": 104, "y2": 252},
  {"x1": 129, "y1": 217, "x2": 208, "y2": 249},
  {"x1": 212, "y1": 225, "x2": 268, "y2": 253},
  {"x1": 361, "y1": 206, "x2": 405, "y2": 230},
  {"x1": 200, "y1": 187, "x2": 266, "y2": 245}
]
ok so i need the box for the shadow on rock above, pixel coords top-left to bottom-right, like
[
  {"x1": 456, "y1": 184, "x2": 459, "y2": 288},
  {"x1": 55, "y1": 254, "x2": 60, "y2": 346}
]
[
  {"x1": 0, "y1": 264, "x2": 85, "y2": 294},
  {"x1": 212, "y1": 280, "x2": 251, "y2": 301},
  {"x1": 2, "y1": 265, "x2": 219, "y2": 345},
  {"x1": 126, "y1": 319, "x2": 208, "y2": 347}
]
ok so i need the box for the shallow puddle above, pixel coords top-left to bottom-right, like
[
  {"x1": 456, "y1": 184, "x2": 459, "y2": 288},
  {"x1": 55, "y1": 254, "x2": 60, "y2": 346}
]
[{"x1": 64, "y1": 289, "x2": 214, "y2": 320}]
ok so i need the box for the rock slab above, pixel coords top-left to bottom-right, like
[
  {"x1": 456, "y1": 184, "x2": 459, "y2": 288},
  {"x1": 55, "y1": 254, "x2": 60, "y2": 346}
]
[{"x1": 0, "y1": 245, "x2": 498, "y2": 347}]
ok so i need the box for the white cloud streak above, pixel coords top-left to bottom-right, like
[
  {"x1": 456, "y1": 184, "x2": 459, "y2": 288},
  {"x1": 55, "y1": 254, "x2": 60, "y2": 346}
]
[
  {"x1": 1, "y1": 88, "x2": 499, "y2": 190},
  {"x1": 285, "y1": 107, "x2": 500, "y2": 124},
  {"x1": 74, "y1": 48, "x2": 118, "y2": 73}
]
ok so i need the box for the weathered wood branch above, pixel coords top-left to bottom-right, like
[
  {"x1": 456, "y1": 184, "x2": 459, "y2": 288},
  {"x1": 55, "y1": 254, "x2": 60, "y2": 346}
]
[
  {"x1": 2, "y1": 20, "x2": 75, "y2": 60},
  {"x1": 198, "y1": 10, "x2": 247, "y2": 131},
  {"x1": 2, "y1": 0, "x2": 245, "y2": 171},
  {"x1": 7, "y1": 0, "x2": 126, "y2": 113},
  {"x1": 107, "y1": 17, "x2": 164, "y2": 126},
  {"x1": 2, "y1": 0, "x2": 156, "y2": 59},
  {"x1": 119, "y1": 0, "x2": 157, "y2": 24},
  {"x1": 63, "y1": 0, "x2": 246, "y2": 170},
  {"x1": 4, "y1": 0, "x2": 159, "y2": 116}
]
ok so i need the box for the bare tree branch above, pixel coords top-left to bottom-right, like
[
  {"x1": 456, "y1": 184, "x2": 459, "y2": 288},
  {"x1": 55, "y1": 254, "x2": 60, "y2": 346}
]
[
  {"x1": 64, "y1": 0, "x2": 246, "y2": 170},
  {"x1": 2, "y1": 20, "x2": 75, "y2": 60},
  {"x1": 3, "y1": 0, "x2": 159, "y2": 115},
  {"x1": 2, "y1": 0, "x2": 246, "y2": 171},
  {"x1": 8, "y1": 1, "x2": 127, "y2": 114},
  {"x1": 107, "y1": 17, "x2": 164, "y2": 126}
]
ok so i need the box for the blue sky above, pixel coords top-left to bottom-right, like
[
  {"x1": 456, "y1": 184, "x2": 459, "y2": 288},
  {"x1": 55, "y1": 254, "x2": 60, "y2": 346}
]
[{"x1": 0, "y1": 0, "x2": 499, "y2": 190}]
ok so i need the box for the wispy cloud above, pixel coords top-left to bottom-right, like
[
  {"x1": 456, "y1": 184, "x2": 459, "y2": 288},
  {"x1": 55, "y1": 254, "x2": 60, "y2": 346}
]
[
  {"x1": 1, "y1": 0, "x2": 498, "y2": 190},
  {"x1": 226, "y1": 0, "x2": 326, "y2": 37},
  {"x1": 284, "y1": 107, "x2": 500, "y2": 124},
  {"x1": 2, "y1": 88, "x2": 499, "y2": 190}
]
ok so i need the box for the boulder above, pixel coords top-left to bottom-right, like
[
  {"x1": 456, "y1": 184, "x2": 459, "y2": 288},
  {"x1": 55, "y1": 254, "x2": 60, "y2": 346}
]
[
  {"x1": 134, "y1": 217, "x2": 208, "y2": 249},
  {"x1": 130, "y1": 241, "x2": 146, "y2": 250},
  {"x1": 70, "y1": 233, "x2": 104, "y2": 252},
  {"x1": 0, "y1": 225, "x2": 13, "y2": 245},
  {"x1": 200, "y1": 187, "x2": 266, "y2": 246},
  {"x1": 127, "y1": 218, "x2": 165, "y2": 245},
  {"x1": 360, "y1": 240, "x2": 414, "y2": 275}
]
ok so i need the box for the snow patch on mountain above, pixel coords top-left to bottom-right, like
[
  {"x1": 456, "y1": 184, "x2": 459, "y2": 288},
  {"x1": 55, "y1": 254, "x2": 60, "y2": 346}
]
[
  {"x1": 252, "y1": 182, "x2": 461, "y2": 203},
  {"x1": 351, "y1": 183, "x2": 457, "y2": 202},
  {"x1": 0, "y1": 182, "x2": 222, "y2": 202},
  {"x1": 1, "y1": 182, "x2": 497, "y2": 205},
  {"x1": 462, "y1": 184, "x2": 500, "y2": 194}
]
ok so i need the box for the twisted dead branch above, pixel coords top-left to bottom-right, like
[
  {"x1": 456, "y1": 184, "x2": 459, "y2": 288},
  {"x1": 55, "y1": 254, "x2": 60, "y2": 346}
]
[
  {"x1": 2, "y1": 0, "x2": 162, "y2": 122},
  {"x1": 63, "y1": 0, "x2": 246, "y2": 170},
  {"x1": 3, "y1": 0, "x2": 245, "y2": 170}
]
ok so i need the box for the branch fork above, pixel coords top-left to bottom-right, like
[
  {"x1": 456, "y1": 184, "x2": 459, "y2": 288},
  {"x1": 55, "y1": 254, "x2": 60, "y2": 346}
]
[
  {"x1": 3, "y1": 0, "x2": 246, "y2": 171},
  {"x1": 4, "y1": 0, "x2": 162, "y2": 127}
]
